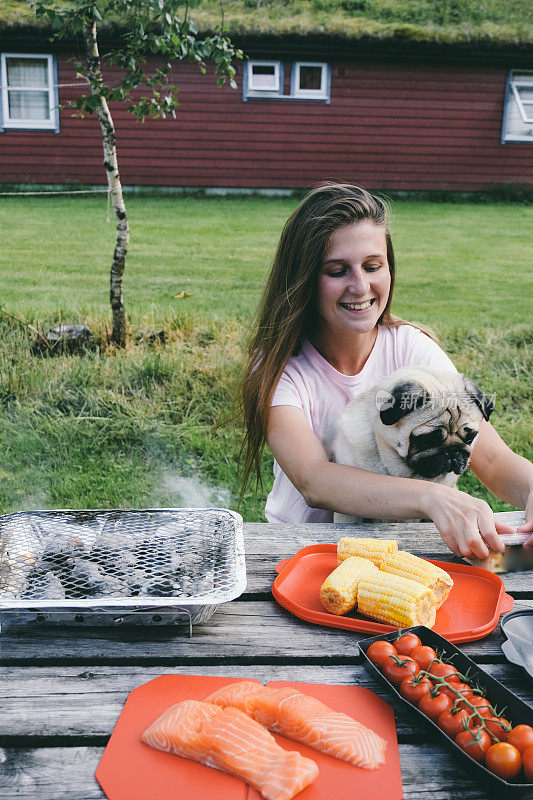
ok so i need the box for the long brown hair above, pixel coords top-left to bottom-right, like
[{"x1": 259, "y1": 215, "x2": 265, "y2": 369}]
[{"x1": 239, "y1": 183, "x2": 434, "y2": 495}]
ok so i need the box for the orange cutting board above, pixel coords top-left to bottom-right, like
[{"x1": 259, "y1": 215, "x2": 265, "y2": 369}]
[
  {"x1": 272, "y1": 544, "x2": 514, "y2": 643},
  {"x1": 96, "y1": 675, "x2": 402, "y2": 800}
]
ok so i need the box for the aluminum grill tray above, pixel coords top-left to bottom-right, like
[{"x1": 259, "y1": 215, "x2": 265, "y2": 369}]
[{"x1": 0, "y1": 508, "x2": 246, "y2": 630}]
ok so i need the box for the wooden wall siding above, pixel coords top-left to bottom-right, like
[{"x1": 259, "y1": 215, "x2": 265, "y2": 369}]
[{"x1": 0, "y1": 55, "x2": 532, "y2": 190}]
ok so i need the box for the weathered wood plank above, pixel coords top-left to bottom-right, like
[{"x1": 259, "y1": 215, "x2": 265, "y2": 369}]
[
  {"x1": 244, "y1": 510, "x2": 525, "y2": 543},
  {"x1": 0, "y1": 742, "x2": 508, "y2": 800},
  {"x1": 0, "y1": 747, "x2": 105, "y2": 800},
  {"x1": 0, "y1": 664, "x2": 530, "y2": 738},
  {"x1": 0, "y1": 599, "x2": 531, "y2": 664},
  {"x1": 242, "y1": 514, "x2": 532, "y2": 595}
]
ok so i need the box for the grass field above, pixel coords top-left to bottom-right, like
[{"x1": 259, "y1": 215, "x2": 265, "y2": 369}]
[
  {"x1": 5, "y1": 0, "x2": 532, "y2": 45},
  {"x1": 1, "y1": 195, "x2": 532, "y2": 521}
]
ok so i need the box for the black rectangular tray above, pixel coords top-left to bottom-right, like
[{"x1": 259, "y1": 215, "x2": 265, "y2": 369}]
[{"x1": 359, "y1": 626, "x2": 533, "y2": 800}]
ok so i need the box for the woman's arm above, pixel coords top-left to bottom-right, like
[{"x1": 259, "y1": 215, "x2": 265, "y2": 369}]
[
  {"x1": 267, "y1": 405, "x2": 514, "y2": 559},
  {"x1": 468, "y1": 420, "x2": 533, "y2": 540}
]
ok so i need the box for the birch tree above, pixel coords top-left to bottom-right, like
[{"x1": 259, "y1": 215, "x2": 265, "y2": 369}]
[{"x1": 35, "y1": 0, "x2": 242, "y2": 346}]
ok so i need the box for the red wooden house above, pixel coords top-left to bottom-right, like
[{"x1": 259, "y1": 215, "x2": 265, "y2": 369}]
[{"x1": 1, "y1": 26, "x2": 532, "y2": 192}]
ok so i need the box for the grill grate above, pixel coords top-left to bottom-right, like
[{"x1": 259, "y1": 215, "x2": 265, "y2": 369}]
[{"x1": 0, "y1": 509, "x2": 246, "y2": 625}]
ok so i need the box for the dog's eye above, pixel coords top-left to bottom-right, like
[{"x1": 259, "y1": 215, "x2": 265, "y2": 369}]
[
  {"x1": 462, "y1": 427, "x2": 477, "y2": 444},
  {"x1": 411, "y1": 429, "x2": 445, "y2": 449}
]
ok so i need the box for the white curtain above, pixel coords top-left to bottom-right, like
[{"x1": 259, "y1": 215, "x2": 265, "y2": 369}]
[
  {"x1": 6, "y1": 57, "x2": 50, "y2": 121},
  {"x1": 8, "y1": 91, "x2": 49, "y2": 120},
  {"x1": 6, "y1": 57, "x2": 48, "y2": 87},
  {"x1": 251, "y1": 65, "x2": 277, "y2": 90}
]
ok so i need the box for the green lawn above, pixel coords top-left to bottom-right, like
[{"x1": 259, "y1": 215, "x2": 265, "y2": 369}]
[
  {"x1": 1, "y1": 195, "x2": 532, "y2": 521},
  {"x1": 3, "y1": 195, "x2": 532, "y2": 328},
  {"x1": 1, "y1": 196, "x2": 287, "y2": 325},
  {"x1": 5, "y1": 0, "x2": 532, "y2": 44}
]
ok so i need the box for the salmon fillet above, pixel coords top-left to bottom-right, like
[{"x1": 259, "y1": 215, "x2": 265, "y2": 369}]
[
  {"x1": 206, "y1": 681, "x2": 387, "y2": 770},
  {"x1": 141, "y1": 699, "x2": 319, "y2": 800}
]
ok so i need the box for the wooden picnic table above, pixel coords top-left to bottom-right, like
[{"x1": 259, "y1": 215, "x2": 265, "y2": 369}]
[{"x1": 0, "y1": 510, "x2": 531, "y2": 800}]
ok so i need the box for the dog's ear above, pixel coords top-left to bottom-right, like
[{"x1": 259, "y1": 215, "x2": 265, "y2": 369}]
[
  {"x1": 379, "y1": 381, "x2": 431, "y2": 426},
  {"x1": 462, "y1": 375, "x2": 494, "y2": 421}
]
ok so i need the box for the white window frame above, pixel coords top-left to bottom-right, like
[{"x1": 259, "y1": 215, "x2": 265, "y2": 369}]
[
  {"x1": 510, "y1": 73, "x2": 533, "y2": 123},
  {"x1": 502, "y1": 70, "x2": 533, "y2": 143},
  {"x1": 244, "y1": 60, "x2": 283, "y2": 100},
  {"x1": 1, "y1": 52, "x2": 58, "y2": 131},
  {"x1": 291, "y1": 62, "x2": 329, "y2": 101}
]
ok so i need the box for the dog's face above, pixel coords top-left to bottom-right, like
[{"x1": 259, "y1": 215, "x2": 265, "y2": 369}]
[{"x1": 375, "y1": 370, "x2": 494, "y2": 480}]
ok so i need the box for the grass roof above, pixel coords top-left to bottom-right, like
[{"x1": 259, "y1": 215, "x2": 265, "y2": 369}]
[{"x1": 2, "y1": 0, "x2": 533, "y2": 48}]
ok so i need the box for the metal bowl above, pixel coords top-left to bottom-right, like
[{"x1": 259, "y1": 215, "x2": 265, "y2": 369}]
[{"x1": 501, "y1": 609, "x2": 533, "y2": 680}]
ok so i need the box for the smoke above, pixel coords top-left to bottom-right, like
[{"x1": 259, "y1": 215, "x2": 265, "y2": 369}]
[
  {"x1": 160, "y1": 472, "x2": 231, "y2": 509},
  {"x1": 16, "y1": 491, "x2": 49, "y2": 511},
  {"x1": 13, "y1": 473, "x2": 232, "y2": 513},
  {"x1": 142, "y1": 435, "x2": 233, "y2": 510}
]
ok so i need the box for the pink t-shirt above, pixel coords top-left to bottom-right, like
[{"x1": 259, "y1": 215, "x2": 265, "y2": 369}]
[{"x1": 266, "y1": 324, "x2": 457, "y2": 523}]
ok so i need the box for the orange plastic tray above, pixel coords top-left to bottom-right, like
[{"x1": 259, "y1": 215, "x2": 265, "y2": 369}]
[
  {"x1": 272, "y1": 544, "x2": 514, "y2": 643},
  {"x1": 96, "y1": 674, "x2": 402, "y2": 800}
]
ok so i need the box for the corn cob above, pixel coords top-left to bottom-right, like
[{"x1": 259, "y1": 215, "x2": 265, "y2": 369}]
[
  {"x1": 337, "y1": 537, "x2": 398, "y2": 567},
  {"x1": 379, "y1": 550, "x2": 453, "y2": 608},
  {"x1": 357, "y1": 572, "x2": 438, "y2": 628},
  {"x1": 319, "y1": 556, "x2": 378, "y2": 616}
]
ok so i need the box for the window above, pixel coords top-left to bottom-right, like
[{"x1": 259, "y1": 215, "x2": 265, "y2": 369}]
[
  {"x1": 243, "y1": 59, "x2": 330, "y2": 102},
  {"x1": 1, "y1": 53, "x2": 59, "y2": 131},
  {"x1": 244, "y1": 61, "x2": 283, "y2": 99},
  {"x1": 291, "y1": 62, "x2": 330, "y2": 100},
  {"x1": 502, "y1": 71, "x2": 533, "y2": 143}
]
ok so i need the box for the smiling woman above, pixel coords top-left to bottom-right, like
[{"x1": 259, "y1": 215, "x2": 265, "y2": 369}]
[
  {"x1": 314, "y1": 221, "x2": 391, "y2": 375},
  {"x1": 239, "y1": 183, "x2": 533, "y2": 559}
]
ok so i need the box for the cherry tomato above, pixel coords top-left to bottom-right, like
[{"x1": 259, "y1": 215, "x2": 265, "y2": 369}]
[
  {"x1": 427, "y1": 660, "x2": 461, "y2": 683},
  {"x1": 485, "y1": 742, "x2": 522, "y2": 780},
  {"x1": 484, "y1": 716, "x2": 512, "y2": 743},
  {"x1": 441, "y1": 682, "x2": 475, "y2": 706},
  {"x1": 437, "y1": 708, "x2": 473, "y2": 738},
  {"x1": 455, "y1": 726, "x2": 492, "y2": 763},
  {"x1": 382, "y1": 655, "x2": 420, "y2": 686},
  {"x1": 522, "y1": 744, "x2": 533, "y2": 782},
  {"x1": 395, "y1": 632, "x2": 422, "y2": 656},
  {"x1": 467, "y1": 695, "x2": 494, "y2": 718},
  {"x1": 399, "y1": 675, "x2": 433, "y2": 705},
  {"x1": 367, "y1": 640, "x2": 398, "y2": 667},
  {"x1": 410, "y1": 644, "x2": 437, "y2": 671},
  {"x1": 508, "y1": 724, "x2": 533, "y2": 754},
  {"x1": 418, "y1": 689, "x2": 453, "y2": 722}
]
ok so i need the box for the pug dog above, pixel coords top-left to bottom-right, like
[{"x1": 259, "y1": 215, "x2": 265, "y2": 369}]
[{"x1": 332, "y1": 367, "x2": 494, "y2": 523}]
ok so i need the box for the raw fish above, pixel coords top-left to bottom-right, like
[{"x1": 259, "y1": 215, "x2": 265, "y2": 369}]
[
  {"x1": 206, "y1": 680, "x2": 387, "y2": 769},
  {"x1": 141, "y1": 699, "x2": 318, "y2": 800}
]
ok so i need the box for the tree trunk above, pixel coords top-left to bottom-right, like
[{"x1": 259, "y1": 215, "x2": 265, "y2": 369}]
[{"x1": 83, "y1": 21, "x2": 129, "y2": 347}]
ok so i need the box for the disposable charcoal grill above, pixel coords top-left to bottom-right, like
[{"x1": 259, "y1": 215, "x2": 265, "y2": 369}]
[{"x1": 0, "y1": 508, "x2": 246, "y2": 634}]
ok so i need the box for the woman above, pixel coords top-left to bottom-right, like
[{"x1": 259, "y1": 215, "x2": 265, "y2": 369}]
[{"x1": 240, "y1": 184, "x2": 533, "y2": 560}]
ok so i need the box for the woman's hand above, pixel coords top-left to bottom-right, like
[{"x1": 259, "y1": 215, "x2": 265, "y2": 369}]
[
  {"x1": 423, "y1": 483, "x2": 515, "y2": 560},
  {"x1": 266, "y1": 408, "x2": 526, "y2": 549},
  {"x1": 517, "y1": 489, "x2": 533, "y2": 547}
]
